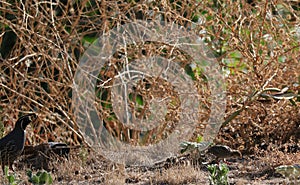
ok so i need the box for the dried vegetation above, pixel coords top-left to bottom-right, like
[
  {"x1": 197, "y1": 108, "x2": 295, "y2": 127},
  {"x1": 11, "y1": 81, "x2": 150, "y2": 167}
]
[{"x1": 0, "y1": 0, "x2": 299, "y2": 184}]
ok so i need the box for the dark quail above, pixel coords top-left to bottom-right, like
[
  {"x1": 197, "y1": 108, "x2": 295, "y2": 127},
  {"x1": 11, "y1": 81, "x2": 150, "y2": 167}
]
[
  {"x1": 0, "y1": 113, "x2": 37, "y2": 173},
  {"x1": 207, "y1": 145, "x2": 242, "y2": 162}
]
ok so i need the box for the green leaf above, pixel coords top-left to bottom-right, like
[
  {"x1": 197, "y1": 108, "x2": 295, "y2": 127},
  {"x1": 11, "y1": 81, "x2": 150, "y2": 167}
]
[
  {"x1": 179, "y1": 141, "x2": 211, "y2": 153},
  {"x1": 83, "y1": 35, "x2": 97, "y2": 44},
  {"x1": 196, "y1": 135, "x2": 203, "y2": 143},
  {"x1": 185, "y1": 65, "x2": 196, "y2": 81},
  {"x1": 39, "y1": 171, "x2": 53, "y2": 184},
  {"x1": 208, "y1": 163, "x2": 229, "y2": 185},
  {"x1": 7, "y1": 175, "x2": 15, "y2": 183},
  {"x1": 4, "y1": 165, "x2": 9, "y2": 176},
  {"x1": 27, "y1": 170, "x2": 33, "y2": 178},
  {"x1": 29, "y1": 175, "x2": 39, "y2": 183},
  {"x1": 129, "y1": 93, "x2": 144, "y2": 106}
]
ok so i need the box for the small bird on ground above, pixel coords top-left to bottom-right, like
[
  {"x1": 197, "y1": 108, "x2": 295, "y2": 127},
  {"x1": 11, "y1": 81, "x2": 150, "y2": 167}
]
[
  {"x1": 207, "y1": 145, "x2": 242, "y2": 163},
  {"x1": 276, "y1": 164, "x2": 300, "y2": 179},
  {"x1": 0, "y1": 113, "x2": 37, "y2": 173}
]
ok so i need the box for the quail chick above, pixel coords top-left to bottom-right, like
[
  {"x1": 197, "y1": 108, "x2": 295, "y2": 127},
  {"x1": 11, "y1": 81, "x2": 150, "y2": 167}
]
[
  {"x1": 207, "y1": 145, "x2": 242, "y2": 162},
  {"x1": 0, "y1": 113, "x2": 37, "y2": 173}
]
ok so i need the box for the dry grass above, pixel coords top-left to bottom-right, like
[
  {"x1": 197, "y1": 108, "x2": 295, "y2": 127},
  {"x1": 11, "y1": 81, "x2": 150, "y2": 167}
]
[
  {"x1": 149, "y1": 166, "x2": 208, "y2": 185},
  {"x1": 1, "y1": 149, "x2": 299, "y2": 184}
]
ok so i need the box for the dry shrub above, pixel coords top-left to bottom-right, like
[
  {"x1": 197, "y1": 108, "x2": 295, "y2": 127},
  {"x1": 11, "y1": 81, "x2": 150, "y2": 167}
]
[{"x1": 0, "y1": 0, "x2": 299, "y2": 157}]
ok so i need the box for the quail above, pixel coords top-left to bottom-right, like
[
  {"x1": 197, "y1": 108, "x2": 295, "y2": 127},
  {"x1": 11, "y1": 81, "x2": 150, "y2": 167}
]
[
  {"x1": 0, "y1": 113, "x2": 37, "y2": 173},
  {"x1": 207, "y1": 145, "x2": 242, "y2": 162},
  {"x1": 276, "y1": 164, "x2": 300, "y2": 179}
]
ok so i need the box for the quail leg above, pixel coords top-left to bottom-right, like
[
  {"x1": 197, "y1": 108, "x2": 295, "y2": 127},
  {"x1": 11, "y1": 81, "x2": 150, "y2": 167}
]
[
  {"x1": 9, "y1": 163, "x2": 14, "y2": 171},
  {"x1": 1, "y1": 165, "x2": 4, "y2": 175}
]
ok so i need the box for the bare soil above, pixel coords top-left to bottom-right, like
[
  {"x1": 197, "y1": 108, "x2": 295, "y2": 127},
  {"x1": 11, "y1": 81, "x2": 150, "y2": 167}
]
[{"x1": 1, "y1": 148, "x2": 299, "y2": 184}]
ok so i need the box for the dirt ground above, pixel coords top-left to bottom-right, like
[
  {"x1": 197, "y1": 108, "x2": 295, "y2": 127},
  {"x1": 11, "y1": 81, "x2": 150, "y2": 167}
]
[{"x1": 1, "y1": 148, "x2": 299, "y2": 185}]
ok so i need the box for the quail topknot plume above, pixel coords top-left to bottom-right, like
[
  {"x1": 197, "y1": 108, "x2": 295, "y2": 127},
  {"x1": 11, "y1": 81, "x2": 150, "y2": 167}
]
[{"x1": 0, "y1": 113, "x2": 37, "y2": 173}]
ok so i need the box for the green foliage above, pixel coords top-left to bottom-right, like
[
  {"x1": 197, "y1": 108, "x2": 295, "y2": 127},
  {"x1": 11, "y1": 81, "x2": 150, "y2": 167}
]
[
  {"x1": 4, "y1": 166, "x2": 19, "y2": 185},
  {"x1": 129, "y1": 93, "x2": 144, "y2": 106},
  {"x1": 179, "y1": 141, "x2": 212, "y2": 153},
  {"x1": 27, "y1": 170, "x2": 53, "y2": 185},
  {"x1": 83, "y1": 35, "x2": 98, "y2": 45},
  {"x1": 184, "y1": 64, "x2": 196, "y2": 81},
  {"x1": 196, "y1": 135, "x2": 203, "y2": 143},
  {"x1": 207, "y1": 163, "x2": 229, "y2": 185}
]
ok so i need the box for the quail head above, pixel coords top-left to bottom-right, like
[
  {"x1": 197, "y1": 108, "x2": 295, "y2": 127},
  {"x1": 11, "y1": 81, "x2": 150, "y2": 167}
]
[
  {"x1": 0, "y1": 113, "x2": 37, "y2": 173},
  {"x1": 207, "y1": 144, "x2": 242, "y2": 161}
]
